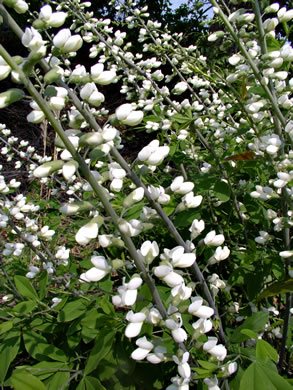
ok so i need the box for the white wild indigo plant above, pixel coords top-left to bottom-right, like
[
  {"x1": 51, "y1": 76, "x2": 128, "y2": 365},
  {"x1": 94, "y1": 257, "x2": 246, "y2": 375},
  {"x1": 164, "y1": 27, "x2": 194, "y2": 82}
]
[{"x1": 0, "y1": 0, "x2": 292, "y2": 389}]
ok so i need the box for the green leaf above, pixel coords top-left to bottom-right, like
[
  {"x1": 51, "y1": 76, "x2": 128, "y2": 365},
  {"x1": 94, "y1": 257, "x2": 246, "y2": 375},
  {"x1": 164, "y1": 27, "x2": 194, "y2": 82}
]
[
  {"x1": 266, "y1": 36, "x2": 280, "y2": 51},
  {"x1": 89, "y1": 147, "x2": 106, "y2": 162},
  {"x1": 84, "y1": 329, "x2": 115, "y2": 375},
  {"x1": 0, "y1": 329, "x2": 20, "y2": 383},
  {"x1": 257, "y1": 278, "x2": 293, "y2": 301},
  {"x1": 57, "y1": 299, "x2": 88, "y2": 322},
  {"x1": 174, "y1": 209, "x2": 201, "y2": 228},
  {"x1": 46, "y1": 371, "x2": 70, "y2": 390},
  {"x1": 192, "y1": 174, "x2": 217, "y2": 191},
  {"x1": 44, "y1": 86, "x2": 57, "y2": 98},
  {"x1": 256, "y1": 340, "x2": 278, "y2": 363},
  {"x1": 172, "y1": 113, "x2": 192, "y2": 124},
  {"x1": 39, "y1": 272, "x2": 48, "y2": 300},
  {"x1": 240, "y1": 361, "x2": 275, "y2": 390},
  {"x1": 11, "y1": 371, "x2": 46, "y2": 390},
  {"x1": 231, "y1": 312, "x2": 269, "y2": 343},
  {"x1": 84, "y1": 376, "x2": 106, "y2": 390},
  {"x1": 12, "y1": 300, "x2": 38, "y2": 314},
  {"x1": 247, "y1": 86, "x2": 267, "y2": 98},
  {"x1": 14, "y1": 275, "x2": 39, "y2": 300},
  {"x1": 240, "y1": 329, "x2": 258, "y2": 339},
  {"x1": 214, "y1": 180, "x2": 231, "y2": 202},
  {"x1": 23, "y1": 329, "x2": 68, "y2": 362},
  {"x1": 197, "y1": 360, "x2": 218, "y2": 370},
  {"x1": 26, "y1": 362, "x2": 67, "y2": 380},
  {"x1": 240, "y1": 361, "x2": 292, "y2": 390},
  {"x1": 0, "y1": 320, "x2": 13, "y2": 335}
]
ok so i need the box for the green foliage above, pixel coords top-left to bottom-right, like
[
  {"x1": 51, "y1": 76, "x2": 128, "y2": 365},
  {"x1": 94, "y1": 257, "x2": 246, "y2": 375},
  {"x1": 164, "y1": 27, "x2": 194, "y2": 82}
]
[{"x1": 0, "y1": 0, "x2": 293, "y2": 388}]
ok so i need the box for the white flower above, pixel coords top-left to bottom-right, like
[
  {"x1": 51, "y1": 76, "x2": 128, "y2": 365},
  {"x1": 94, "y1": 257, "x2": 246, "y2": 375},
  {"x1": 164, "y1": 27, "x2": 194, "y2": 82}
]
[
  {"x1": 123, "y1": 187, "x2": 144, "y2": 208},
  {"x1": 80, "y1": 83, "x2": 105, "y2": 107},
  {"x1": 154, "y1": 264, "x2": 184, "y2": 287},
  {"x1": 26, "y1": 265, "x2": 40, "y2": 279},
  {"x1": 173, "y1": 352, "x2": 191, "y2": 379},
  {"x1": 33, "y1": 160, "x2": 64, "y2": 178},
  {"x1": 188, "y1": 296, "x2": 214, "y2": 319},
  {"x1": 171, "y1": 283, "x2": 192, "y2": 302},
  {"x1": 208, "y1": 31, "x2": 224, "y2": 41},
  {"x1": 38, "y1": 5, "x2": 67, "y2": 27},
  {"x1": 0, "y1": 56, "x2": 11, "y2": 81},
  {"x1": 139, "y1": 240, "x2": 159, "y2": 264},
  {"x1": 13, "y1": 0, "x2": 28, "y2": 13},
  {"x1": 203, "y1": 337, "x2": 227, "y2": 361},
  {"x1": 173, "y1": 81, "x2": 188, "y2": 95},
  {"x1": 169, "y1": 246, "x2": 196, "y2": 268},
  {"x1": 177, "y1": 192, "x2": 203, "y2": 211},
  {"x1": 75, "y1": 217, "x2": 102, "y2": 245},
  {"x1": 208, "y1": 246, "x2": 230, "y2": 264},
  {"x1": 115, "y1": 103, "x2": 144, "y2": 126},
  {"x1": 279, "y1": 250, "x2": 293, "y2": 258},
  {"x1": 189, "y1": 219, "x2": 205, "y2": 240},
  {"x1": 204, "y1": 377, "x2": 220, "y2": 390},
  {"x1": 192, "y1": 318, "x2": 213, "y2": 338},
  {"x1": 51, "y1": 297, "x2": 62, "y2": 309},
  {"x1": 62, "y1": 160, "x2": 78, "y2": 181},
  {"x1": 39, "y1": 225, "x2": 55, "y2": 240},
  {"x1": 146, "y1": 307, "x2": 163, "y2": 325},
  {"x1": 264, "y1": 3, "x2": 280, "y2": 14},
  {"x1": 80, "y1": 255, "x2": 111, "y2": 282},
  {"x1": 255, "y1": 230, "x2": 271, "y2": 244},
  {"x1": 278, "y1": 7, "x2": 293, "y2": 22},
  {"x1": 53, "y1": 28, "x2": 82, "y2": 53},
  {"x1": 147, "y1": 345, "x2": 167, "y2": 364},
  {"x1": 22, "y1": 27, "x2": 44, "y2": 51},
  {"x1": 171, "y1": 176, "x2": 194, "y2": 195},
  {"x1": 204, "y1": 231, "x2": 225, "y2": 246},
  {"x1": 166, "y1": 315, "x2": 188, "y2": 343},
  {"x1": 55, "y1": 246, "x2": 70, "y2": 261},
  {"x1": 222, "y1": 362, "x2": 238, "y2": 377},
  {"x1": 138, "y1": 140, "x2": 169, "y2": 166},
  {"x1": 131, "y1": 336, "x2": 154, "y2": 360},
  {"x1": 125, "y1": 311, "x2": 146, "y2": 338},
  {"x1": 112, "y1": 276, "x2": 143, "y2": 307}
]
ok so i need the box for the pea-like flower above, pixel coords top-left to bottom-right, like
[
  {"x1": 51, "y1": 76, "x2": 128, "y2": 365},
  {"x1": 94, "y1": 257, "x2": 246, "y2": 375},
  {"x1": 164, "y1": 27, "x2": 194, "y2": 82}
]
[
  {"x1": 204, "y1": 230, "x2": 225, "y2": 246},
  {"x1": 188, "y1": 296, "x2": 214, "y2": 319},
  {"x1": 79, "y1": 255, "x2": 111, "y2": 283},
  {"x1": 53, "y1": 28, "x2": 83, "y2": 53},
  {"x1": 131, "y1": 336, "x2": 154, "y2": 360},
  {"x1": 75, "y1": 216, "x2": 103, "y2": 246},
  {"x1": 138, "y1": 140, "x2": 170, "y2": 166},
  {"x1": 203, "y1": 337, "x2": 227, "y2": 361},
  {"x1": 125, "y1": 311, "x2": 146, "y2": 338},
  {"x1": 115, "y1": 103, "x2": 144, "y2": 126}
]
